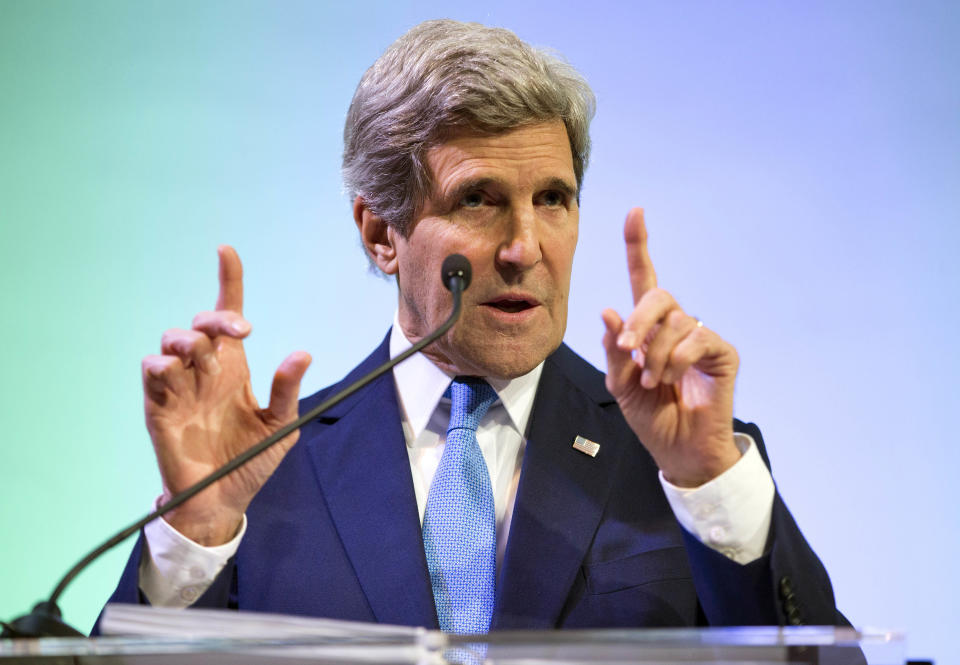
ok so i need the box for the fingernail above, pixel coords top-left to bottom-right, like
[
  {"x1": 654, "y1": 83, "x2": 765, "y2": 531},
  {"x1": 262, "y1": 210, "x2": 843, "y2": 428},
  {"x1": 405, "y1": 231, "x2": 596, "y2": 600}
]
[
  {"x1": 618, "y1": 331, "x2": 637, "y2": 348},
  {"x1": 201, "y1": 353, "x2": 221, "y2": 375},
  {"x1": 231, "y1": 320, "x2": 251, "y2": 335},
  {"x1": 641, "y1": 369, "x2": 654, "y2": 389}
]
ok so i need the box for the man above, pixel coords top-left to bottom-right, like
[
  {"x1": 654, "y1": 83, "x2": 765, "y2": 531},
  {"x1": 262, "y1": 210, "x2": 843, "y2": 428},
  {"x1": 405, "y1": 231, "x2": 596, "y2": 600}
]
[{"x1": 107, "y1": 19, "x2": 842, "y2": 631}]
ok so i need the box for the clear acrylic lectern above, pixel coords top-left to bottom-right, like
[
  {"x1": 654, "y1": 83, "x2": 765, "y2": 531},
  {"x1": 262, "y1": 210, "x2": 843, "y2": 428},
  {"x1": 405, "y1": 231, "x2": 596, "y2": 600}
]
[{"x1": 0, "y1": 604, "x2": 905, "y2": 664}]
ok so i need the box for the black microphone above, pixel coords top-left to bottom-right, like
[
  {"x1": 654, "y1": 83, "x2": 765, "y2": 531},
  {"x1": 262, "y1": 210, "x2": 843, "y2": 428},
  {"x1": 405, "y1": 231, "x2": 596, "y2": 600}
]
[
  {"x1": 441, "y1": 253, "x2": 471, "y2": 293},
  {"x1": 2, "y1": 255, "x2": 473, "y2": 639}
]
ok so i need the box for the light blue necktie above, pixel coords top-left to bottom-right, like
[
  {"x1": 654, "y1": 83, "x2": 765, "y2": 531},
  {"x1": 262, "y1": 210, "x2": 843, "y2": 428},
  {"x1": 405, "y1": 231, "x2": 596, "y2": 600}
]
[{"x1": 422, "y1": 377, "x2": 498, "y2": 634}]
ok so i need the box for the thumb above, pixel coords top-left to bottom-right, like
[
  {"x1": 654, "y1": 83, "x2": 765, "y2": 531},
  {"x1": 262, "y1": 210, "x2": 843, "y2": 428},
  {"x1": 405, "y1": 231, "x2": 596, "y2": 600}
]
[
  {"x1": 266, "y1": 351, "x2": 312, "y2": 419},
  {"x1": 602, "y1": 309, "x2": 639, "y2": 398}
]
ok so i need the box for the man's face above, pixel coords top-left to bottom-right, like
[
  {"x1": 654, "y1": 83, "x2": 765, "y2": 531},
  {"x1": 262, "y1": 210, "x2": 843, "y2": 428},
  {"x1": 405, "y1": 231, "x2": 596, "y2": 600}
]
[{"x1": 388, "y1": 120, "x2": 579, "y2": 379}]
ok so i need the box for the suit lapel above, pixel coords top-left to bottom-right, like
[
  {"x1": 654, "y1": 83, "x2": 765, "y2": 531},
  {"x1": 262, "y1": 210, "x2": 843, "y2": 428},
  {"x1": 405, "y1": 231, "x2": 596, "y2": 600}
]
[
  {"x1": 493, "y1": 346, "x2": 622, "y2": 629},
  {"x1": 303, "y1": 338, "x2": 439, "y2": 628},
  {"x1": 296, "y1": 338, "x2": 619, "y2": 630}
]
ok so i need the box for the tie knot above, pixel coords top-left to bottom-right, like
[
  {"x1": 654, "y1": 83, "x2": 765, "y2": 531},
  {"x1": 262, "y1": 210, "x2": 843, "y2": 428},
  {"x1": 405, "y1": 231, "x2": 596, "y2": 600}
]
[{"x1": 446, "y1": 377, "x2": 497, "y2": 433}]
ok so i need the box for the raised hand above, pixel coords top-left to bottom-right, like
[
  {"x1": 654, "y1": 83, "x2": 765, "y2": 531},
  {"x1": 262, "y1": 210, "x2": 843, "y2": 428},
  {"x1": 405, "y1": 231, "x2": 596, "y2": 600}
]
[
  {"x1": 601, "y1": 209, "x2": 741, "y2": 488},
  {"x1": 141, "y1": 246, "x2": 311, "y2": 545}
]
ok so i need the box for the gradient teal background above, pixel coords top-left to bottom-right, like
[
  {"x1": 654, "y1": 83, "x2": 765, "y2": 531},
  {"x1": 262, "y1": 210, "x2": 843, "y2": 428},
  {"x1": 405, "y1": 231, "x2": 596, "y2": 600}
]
[{"x1": 1, "y1": 1, "x2": 957, "y2": 661}]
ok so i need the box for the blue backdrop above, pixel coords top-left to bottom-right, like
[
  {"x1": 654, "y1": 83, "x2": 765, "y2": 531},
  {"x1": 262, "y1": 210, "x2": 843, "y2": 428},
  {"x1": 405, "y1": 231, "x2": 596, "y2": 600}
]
[{"x1": 1, "y1": 1, "x2": 957, "y2": 662}]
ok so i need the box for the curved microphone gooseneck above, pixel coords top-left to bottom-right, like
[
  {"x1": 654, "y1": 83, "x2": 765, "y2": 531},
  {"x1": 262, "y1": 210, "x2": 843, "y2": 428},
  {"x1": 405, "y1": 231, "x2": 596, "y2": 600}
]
[{"x1": 2, "y1": 254, "x2": 473, "y2": 639}]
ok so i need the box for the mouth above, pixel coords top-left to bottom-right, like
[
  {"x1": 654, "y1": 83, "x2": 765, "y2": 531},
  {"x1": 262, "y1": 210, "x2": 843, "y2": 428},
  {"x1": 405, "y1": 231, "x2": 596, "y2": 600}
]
[{"x1": 481, "y1": 295, "x2": 540, "y2": 314}]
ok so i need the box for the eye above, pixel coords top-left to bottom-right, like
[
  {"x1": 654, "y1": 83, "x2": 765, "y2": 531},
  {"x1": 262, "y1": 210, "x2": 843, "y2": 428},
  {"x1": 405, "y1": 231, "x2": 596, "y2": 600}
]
[
  {"x1": 540, "y1": 190, "x2": 566, "y2": 207},
  {"x1": 459, "y1": 191, "x2": 485, "y2": 208}
]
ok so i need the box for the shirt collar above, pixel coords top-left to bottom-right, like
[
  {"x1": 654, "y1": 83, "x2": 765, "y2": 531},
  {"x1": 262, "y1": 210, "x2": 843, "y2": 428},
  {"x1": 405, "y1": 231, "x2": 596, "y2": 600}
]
[{"x1": 389, "y1": 313, "x2": 543, "y2": 440}]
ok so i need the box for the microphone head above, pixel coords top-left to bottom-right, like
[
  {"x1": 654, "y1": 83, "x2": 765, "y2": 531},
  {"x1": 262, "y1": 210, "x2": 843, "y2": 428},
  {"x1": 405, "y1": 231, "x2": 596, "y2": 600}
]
[{"x1": 441, "y1": 254, "x2": 472, "y2": 292}]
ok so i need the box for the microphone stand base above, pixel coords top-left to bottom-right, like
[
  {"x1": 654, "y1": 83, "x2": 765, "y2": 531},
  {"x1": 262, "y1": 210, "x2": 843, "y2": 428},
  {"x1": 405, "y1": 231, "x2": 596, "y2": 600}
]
[{"x1": 2, "y1": 602, "x2": 85, "y2": 638}]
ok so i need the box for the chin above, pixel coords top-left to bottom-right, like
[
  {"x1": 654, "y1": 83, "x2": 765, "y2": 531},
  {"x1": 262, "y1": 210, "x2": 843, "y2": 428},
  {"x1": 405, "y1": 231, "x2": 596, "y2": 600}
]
[
  {"x1": 454, "y1": 336, "x2": 562, "y2": 380},
  {"x1": 473, "y1": 358, "x2": 540, "y2": 380}
]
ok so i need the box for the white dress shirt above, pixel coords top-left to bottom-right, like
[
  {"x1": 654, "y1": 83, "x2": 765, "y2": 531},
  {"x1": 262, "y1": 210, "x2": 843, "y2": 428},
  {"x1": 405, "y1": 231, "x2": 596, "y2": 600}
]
[{"x1": 140, "y1": 322, "x2": 775, "y2": 608}]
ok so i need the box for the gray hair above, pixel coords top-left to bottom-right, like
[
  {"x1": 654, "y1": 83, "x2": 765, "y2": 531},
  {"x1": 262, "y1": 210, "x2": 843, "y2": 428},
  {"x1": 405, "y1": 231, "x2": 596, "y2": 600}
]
[{"x1": 342, "y1": 19, "x2": 596, "y2": 236}]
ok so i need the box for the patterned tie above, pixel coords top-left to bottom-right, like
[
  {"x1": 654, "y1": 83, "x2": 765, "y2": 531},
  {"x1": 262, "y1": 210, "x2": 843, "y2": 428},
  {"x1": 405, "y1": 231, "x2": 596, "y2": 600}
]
[{"x1": 422, "y1": 376, "x2": 498, "y2": 633}]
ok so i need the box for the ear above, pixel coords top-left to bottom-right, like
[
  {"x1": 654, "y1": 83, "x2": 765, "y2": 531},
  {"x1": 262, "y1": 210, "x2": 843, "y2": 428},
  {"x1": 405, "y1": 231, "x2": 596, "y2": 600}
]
[{"x1": 354, "y1": 196, "x2": 399, "y2": 275}]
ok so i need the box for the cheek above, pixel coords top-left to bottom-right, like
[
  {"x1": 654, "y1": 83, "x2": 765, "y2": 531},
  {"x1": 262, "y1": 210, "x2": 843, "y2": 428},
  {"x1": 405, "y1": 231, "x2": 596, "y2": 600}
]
[
  {"x1": 398, "y1": 236, "x2": 466, "y2": 314},
  {"x1": 550, "y1": 226, "x2": 579, "y2": 285},
  {"x1": 395, "y1": 251, "x2": 434, "y2": 319},
  {"x1": 405, "y1": 220, "x2": 474, "y2": 265}
]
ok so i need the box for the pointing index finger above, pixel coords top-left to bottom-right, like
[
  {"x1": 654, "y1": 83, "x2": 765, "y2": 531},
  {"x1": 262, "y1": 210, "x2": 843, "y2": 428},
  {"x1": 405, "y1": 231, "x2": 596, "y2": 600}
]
[
  {"x1": 216, "y1": 245, "x2": 244, "y2": 314},
  {"x1": 624, "y1": 207, "x2": 657, "y2": 305}
]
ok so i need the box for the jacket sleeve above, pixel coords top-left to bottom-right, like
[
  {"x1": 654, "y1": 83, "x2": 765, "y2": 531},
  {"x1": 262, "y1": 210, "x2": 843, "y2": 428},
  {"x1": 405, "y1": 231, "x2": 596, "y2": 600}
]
[
  {"x1": 682, "y1": 420, "x2": 847, "y2": 627},
  {"x1": 90, "y1": 532, "x2": 237, "y2": 635}
]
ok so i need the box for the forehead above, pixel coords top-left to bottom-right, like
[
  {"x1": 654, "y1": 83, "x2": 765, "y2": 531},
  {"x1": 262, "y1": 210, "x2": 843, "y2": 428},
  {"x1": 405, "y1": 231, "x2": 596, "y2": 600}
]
[{"x1": 426, "y1": 120, "x2": 576, "y2": 194}]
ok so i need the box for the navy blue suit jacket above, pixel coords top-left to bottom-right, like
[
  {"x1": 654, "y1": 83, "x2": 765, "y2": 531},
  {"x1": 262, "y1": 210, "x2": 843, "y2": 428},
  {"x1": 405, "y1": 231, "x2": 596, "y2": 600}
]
[{"x1": 106, "y1": 336, "x2": 842, "y2": 630}]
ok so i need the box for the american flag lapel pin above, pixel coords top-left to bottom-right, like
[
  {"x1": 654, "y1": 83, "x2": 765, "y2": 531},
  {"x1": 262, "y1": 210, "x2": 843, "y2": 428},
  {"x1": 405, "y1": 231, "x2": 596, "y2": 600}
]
[{"x1": 572, "y1": 435, "x2": 600, "y2": 458}]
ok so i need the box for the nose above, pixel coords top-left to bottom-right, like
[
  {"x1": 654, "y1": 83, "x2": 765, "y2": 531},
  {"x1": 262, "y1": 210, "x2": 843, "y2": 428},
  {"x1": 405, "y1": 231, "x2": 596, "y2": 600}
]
[{"x1": 496, "y1": 205, "x2": 542, "y2": 271}]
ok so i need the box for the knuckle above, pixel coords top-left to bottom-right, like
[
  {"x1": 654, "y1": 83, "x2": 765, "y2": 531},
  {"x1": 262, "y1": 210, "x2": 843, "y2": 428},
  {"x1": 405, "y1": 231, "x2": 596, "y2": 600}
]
[
  {"x1": 605, "y1": 374, "x2": 617, "y2": 394},
  {"x1": 669, "y1": 345, "x2": 692, "y2": 367},
  {"x1": 622, "y1": 310, "x2": 645, "y2": 333},
  {"x1": 191, "y1": 310, "x2": 218, "y2": 328},
  {"x1": 160, "y1": 328, "x2": 183, "y2": 344},
  {"x1": 142, "y1": 354, "x2": 176, "y2": 377},
  {"x1": 644, "y1": 346, "x2": 666, "y2": 369},
  {"x1": 141, "y1": 356, "x2": 158, "y2": 374},
  {"x1": 161, "y1": 327, "x2": 185, "y2": 343},
  {"x1": 637, "y1": 289, "x2": 657, "y2": 309},
  {"x1": 162, "y1": 328, "x2": 203, "y2": 353},
  {"x1": 650, "y1": 288, "x2": 674, "y2": 308},
  {"x1": 665, "y1": 308, "x2": 687, "y2": 330},
  {"x1": 691, "y1": 325, "x2": 711, "y2": 343},
  {"x1": 727, "y1": 342, "x2": 740, "y2": 364}
]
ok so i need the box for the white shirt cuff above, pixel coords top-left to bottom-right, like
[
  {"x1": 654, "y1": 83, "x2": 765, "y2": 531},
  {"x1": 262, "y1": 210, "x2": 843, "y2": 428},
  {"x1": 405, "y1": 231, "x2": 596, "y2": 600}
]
[
  {"x1": 659, "y1": 433, "x2": 775, "y2": 565},
  {"x1": 138, "y1": 500, "x2": 246, "y2": 608}
]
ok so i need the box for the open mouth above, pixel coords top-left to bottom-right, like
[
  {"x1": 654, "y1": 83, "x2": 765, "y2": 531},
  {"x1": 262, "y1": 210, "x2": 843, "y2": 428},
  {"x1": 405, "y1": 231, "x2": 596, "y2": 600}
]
[{"x1": 483, "y1": 297, "x2": 538, "y2": 313}]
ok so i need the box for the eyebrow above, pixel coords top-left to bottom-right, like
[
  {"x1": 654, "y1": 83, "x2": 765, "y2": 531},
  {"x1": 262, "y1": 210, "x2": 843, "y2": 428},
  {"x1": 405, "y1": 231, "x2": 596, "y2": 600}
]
[{"x1": 543, "y1": 177, "x2": 579, "y2": 202}]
